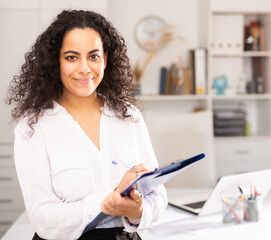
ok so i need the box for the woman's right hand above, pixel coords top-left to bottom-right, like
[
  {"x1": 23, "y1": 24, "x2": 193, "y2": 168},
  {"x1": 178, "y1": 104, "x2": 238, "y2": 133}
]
[
  {"x1": 101, "y1": 188, "x2": 144, "y2": 219},
  {"x1": 101, "y1": 164, "x2": 150, "y2": 218}
]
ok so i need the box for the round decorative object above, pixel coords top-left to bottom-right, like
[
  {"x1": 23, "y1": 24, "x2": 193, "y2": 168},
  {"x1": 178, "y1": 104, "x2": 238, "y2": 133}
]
[
  {"x1": 135, "y1": 16, "x2": 168, "y2": 51},
  {"x1": 213, "y1": 75, "x2": 228, "y2": 95}
]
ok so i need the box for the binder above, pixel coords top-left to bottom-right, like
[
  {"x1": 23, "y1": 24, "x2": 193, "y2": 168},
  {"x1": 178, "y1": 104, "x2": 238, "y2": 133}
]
[
  {"x1": 212, "y1": 14, "x2": 243, "y2": 54},
  {"x1": 194, "y1": 48, "x2": 207, "y2": 95},
  {"x1": 84, "y1": 153, "x2": 205, "y2": 232},
  {"x1": 189, "y1": 48, "x2": 207, "y2": 95}
]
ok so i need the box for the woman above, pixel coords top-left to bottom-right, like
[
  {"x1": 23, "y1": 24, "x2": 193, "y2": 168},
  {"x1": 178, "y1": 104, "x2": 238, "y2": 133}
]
[{"x1": 6, "y1": 10, "x2": 167, "y2": 240}]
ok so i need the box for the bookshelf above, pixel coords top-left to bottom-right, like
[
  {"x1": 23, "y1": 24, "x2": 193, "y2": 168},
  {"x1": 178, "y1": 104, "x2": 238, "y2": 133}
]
[
  {"x1": 209, "y1": 0, "x2": 271, "y2": 176},
  {"x1": 140, "y1": 0, "x2": 271, "y2": 177}
]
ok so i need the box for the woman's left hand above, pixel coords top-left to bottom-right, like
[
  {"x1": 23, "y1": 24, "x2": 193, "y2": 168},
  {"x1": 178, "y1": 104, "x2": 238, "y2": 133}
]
[{"x1": 101, "y1": 188, "x2": 143, "y2": 219}]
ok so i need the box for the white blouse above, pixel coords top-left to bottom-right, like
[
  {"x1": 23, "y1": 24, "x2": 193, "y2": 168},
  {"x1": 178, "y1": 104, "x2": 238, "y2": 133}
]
[{"x1": 14, "y1": 101, "x2": 168, "y2": 240}]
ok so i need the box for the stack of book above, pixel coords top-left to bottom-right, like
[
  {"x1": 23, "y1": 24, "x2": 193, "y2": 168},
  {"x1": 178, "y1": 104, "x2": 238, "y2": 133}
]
[
  {"x1": 159, "y1": 64, "x2": 182, "y2": 95},
  {"x1": 159, "y1": 48, "x2": 207, "y2": 95},
  {"x1": 213, "y1": 109, "x2": 247, "y2": 136}
]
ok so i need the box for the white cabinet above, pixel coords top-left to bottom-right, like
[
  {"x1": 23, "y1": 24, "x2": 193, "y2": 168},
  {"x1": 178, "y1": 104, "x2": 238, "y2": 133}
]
[
  {"x1": 215, "y1": 138, "x2": 271, "y2": 177},
  {"x1": 0, "y1": 145, "x2": 24, "y2": 238}
]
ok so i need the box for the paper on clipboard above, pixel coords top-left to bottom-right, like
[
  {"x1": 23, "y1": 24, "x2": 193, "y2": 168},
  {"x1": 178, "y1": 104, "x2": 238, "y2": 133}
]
[{"x1": 84, "y1": 153, "x2": 205, "y2": 232}]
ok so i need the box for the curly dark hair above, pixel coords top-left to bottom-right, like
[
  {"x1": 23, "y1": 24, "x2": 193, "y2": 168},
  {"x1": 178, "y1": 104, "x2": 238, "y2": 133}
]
[{"x1": 6, "y1": 9, "x2": 139, "y2": 130}]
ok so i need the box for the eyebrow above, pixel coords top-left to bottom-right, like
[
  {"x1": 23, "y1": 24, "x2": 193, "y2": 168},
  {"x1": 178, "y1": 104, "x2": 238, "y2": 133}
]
[{"x1": 63, "y1": 49, "x2": 101, "y2": 55}]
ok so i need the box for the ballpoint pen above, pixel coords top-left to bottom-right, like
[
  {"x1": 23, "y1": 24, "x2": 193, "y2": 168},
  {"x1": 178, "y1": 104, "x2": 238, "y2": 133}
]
[
  {"x1": 112, "y1": 161, "x2": 143, "y2": 179},
  {"x1": 111, "y1": 160, "x2": 132, "y2": 170},
  {"x1": 238, "y1": 186, "x2": 244, "y2": 201},
  {"x1": 238, "y1": 186, "x2": 243, "y2": 195}
]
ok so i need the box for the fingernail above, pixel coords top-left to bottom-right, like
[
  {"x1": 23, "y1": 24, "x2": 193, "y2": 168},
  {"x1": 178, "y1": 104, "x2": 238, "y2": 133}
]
[{"x1": 133, "y1": 189, "x2": 140, "y2": 195}]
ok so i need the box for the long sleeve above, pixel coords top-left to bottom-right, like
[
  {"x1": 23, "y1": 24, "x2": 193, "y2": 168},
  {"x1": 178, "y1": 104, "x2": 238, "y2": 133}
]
[
  {"x1": 121, "y1": 110, "x2": 168, "y2": 232},
  {"x1": 14, "y1": 122, "x2": 111, "y2": 240},
  {"x1": 14, "y1": 104, "x2": 167, "y2": 239}
]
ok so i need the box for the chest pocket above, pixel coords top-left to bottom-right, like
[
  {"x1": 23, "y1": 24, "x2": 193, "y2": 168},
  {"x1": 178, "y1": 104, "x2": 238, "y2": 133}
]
[{"x1": 50, "y1": 152, "x2": 90, "y2": 201}]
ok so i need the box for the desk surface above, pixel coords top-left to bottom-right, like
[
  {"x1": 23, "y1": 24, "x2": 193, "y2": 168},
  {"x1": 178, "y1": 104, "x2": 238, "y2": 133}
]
[{"x1": 2, "y1": 188, "x2": 271, "y2": 240}]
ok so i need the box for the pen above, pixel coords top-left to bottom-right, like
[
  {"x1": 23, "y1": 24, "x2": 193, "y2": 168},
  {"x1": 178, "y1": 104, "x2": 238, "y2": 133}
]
[
  {"x1": 112, "y1": 160, "x2": 131, "y2": 169},
  {"x1": 250, "y1": 184, "x2": 254, "y2": 200},
  {"x1": 253, "y1": 186, "x2": 261, "y2": 200},
  {"x1": 238, "y1": 186, "x2": 243, "y2": 195},
  {"x1": 237, "y1": 186, "x2": 245, "y2": 202}
]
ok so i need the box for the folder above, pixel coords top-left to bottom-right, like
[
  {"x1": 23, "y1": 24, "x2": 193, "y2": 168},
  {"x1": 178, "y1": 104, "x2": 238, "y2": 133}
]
[
  {"x1": 84, "y1": 153, "x2": 205, "y2": 232},
  {"x1": 193, "y1": 48, "x2": 207, "y2": 95}
]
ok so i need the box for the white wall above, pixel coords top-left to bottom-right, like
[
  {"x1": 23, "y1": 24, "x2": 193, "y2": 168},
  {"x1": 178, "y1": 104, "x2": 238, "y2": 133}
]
[
  {"x1": 0, "y1": 0, "x2": 208, "y2": 143},
  {"x1": 108, "y1": 0, "x2": 208, "y2": 94},
  {"x1": 0, "y1": 0, "x2": 108, "y2": 143}
]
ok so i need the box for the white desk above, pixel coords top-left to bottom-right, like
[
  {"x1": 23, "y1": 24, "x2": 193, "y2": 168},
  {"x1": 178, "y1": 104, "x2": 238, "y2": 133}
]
[
  {"x1": 140, "y1": 188, "x2": 271, "y2": 240},
  {"x1": 2, "y1": 189, "x2": 271, "y2": 240}
]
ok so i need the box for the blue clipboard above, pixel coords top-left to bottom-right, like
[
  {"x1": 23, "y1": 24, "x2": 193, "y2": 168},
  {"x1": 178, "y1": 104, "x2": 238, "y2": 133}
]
[{"x1": 84, "y1": 153, "x2": 205, "y2": 232}]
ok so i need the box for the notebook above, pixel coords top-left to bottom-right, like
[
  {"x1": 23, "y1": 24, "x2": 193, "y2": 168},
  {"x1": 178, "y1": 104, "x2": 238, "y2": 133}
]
[{"x1": 168, "y1": 168, "x2": 271, "y2": 215}]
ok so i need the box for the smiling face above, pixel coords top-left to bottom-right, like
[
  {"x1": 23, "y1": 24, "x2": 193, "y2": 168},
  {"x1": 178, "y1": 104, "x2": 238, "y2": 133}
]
[{"x1": 59, "y1": 28, "x2": 107, "y2": 101}]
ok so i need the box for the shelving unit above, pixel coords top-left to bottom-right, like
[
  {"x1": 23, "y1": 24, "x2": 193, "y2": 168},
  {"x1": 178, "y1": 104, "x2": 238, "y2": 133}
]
[
  {"x1": 208, "y1": 0, "x2": 271, "y2": 176},
  {"x1": 140, "y1": 0, "x2": 271, "y2": 177},
  {"x1": 140, "y1": 94, "x2": 210, "y2": 115}
]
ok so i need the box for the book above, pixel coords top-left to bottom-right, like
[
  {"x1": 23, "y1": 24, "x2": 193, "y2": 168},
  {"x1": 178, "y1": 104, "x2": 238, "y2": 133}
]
[
  {"x1": 188, "y1": 51, "x2": 195, "y2": 94},
  {"x1": 167, "y1": 63, "x2": 181, "y2": 95},
  {"x1": 190, "y1": 48, "x2": 207, "y2": 95},
  {"x1": 212, "y1": 14, "x2": 243, "y2": 54},
  {"x1": 259, "y1": 21, "x2": 265, "y2": 51},
  {"x1": 230, "y1": 14, "x2": 244, "y2": 54},
  {"x1": 159, "y1": 67, "x2": 167, "y2": 95},
  {"x1": 194, "y1": 49, "x2": 207, "y2": 95},
  {"x1": 183, "y1": 68, "x2": 192, "y2": 95},
  {"x1": 84, "y1": 153, "x2": 205, "y2": 232}
]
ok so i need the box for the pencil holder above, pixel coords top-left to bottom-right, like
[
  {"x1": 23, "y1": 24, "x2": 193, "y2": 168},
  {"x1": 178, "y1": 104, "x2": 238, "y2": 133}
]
[
  {"x1": 244, "y1": 198, "x2": 261, "y2": 222},
  {"x1": 222, "y1": 196, "x2": 243, "y2": 224}
]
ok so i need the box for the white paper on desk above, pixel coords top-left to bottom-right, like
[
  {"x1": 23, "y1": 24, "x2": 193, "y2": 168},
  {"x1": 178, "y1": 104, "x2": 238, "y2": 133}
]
[{"x1": 149, "y1": 209, "x2": 223, "y2": 235}]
